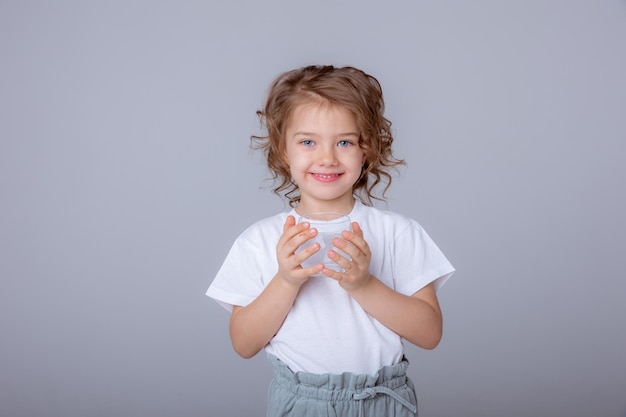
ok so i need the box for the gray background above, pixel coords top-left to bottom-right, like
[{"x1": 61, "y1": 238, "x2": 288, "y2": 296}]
[{"x1": 1, "y1": 1, "x2": 625, "y2": 416}]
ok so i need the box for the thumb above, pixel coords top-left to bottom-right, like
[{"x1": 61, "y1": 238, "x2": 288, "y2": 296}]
[
  {"x1": 284, "y1": 215, "x2": 296, "y2": 231},
  {"x1": 351, "y1": 221, "x2": 363, "y2": 237}
]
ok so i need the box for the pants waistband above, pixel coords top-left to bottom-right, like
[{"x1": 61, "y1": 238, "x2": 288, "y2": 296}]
[{"x1": 268, "y1": 354, "x2": 417, "y2": 414}]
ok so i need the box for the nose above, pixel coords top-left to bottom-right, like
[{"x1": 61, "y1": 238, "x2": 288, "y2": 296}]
[{"x1": 316, "y1": 145, "x2": 338, "y2": 166}]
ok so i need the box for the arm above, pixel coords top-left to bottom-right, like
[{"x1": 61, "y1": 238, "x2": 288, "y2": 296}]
[
  {"x1": 348, "y1": 280, "x2": 442, "y2": 349},
  {"x1": 229, "y1": 215, "x2": 324, "y2": 358},
  {"x1": 323, "y1": 223, "x2": 443, "y2": 349},
  {"x1": 229, "y1": 275, "x2": 299, "y2": 358}
]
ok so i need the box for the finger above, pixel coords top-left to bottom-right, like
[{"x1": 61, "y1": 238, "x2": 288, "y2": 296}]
[
  {"x1": 279, "y1": 219, "x2": 315, "y2": 249},
  {"x1": 331, "y1": 236, "x2": 362, "y2": 262},
  {"x1": 286, "y1": 224, "x2": 319, "y2": 255},
  {"x1": 351, "y1": 221, "x2": 363, "y2": 237},
  {"x1": 284, "y1": 215, "x2": 296, "y2": 230},
  {"x1": 328, "y1": 245, "x2": 360, "y2": 271},
  {"x1": 343, "y1": 225, "x2": 366, "y2": 247},
  {"x1": 321, "y1": 266, "x2": 341, "y2": 281},
  {"x1": 302, "y1": 263, "x2": 325, "y2": 276},
  {"x1": 278, "y1": 216, "x2": 298, "y2": 246},
  {"x1": 293, "y1": 240, "x2": 321, "y2": 265},
  {"x1": 280, "y1": 241, "x2": 321, "y2": 273},
  {"x1": 340, "y1": 228, "x2": 370, "y2": 258},
  {"x1": 334, "y1": 235, "x2": 356, "y2": 254}
]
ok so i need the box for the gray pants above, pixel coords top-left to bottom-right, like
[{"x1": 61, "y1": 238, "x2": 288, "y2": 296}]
[{"x1": 267, "y1": 355, "x2": 418, "y2": 417}]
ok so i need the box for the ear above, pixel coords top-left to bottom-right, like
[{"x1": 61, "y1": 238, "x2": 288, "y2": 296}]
[
  {"x1": 358, "y1": 139, "x2": 367, "y2": 164},
  {"x1": 361, "y1": 159, "x2": 370, "y2": 176}
]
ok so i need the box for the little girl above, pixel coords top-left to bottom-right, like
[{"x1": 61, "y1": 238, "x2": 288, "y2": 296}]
[{"x1": 207, "y1": 65, "x2": 454, "y2": 416}]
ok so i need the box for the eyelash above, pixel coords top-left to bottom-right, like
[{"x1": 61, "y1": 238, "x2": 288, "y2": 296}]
[{"x1": 299, "y1": 140, "x2": 354, "y2": 147}]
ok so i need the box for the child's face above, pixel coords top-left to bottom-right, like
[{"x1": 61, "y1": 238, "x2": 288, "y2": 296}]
[{"x1": 284, "y1": 102, "x2": 365, "y2": 213}]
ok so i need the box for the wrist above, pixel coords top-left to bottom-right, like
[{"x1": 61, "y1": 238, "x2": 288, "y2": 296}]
[
  {"x1": 345, "y1": 273, "x2": 375, "y2": 296},
  {"x1": 275, "y1": 272, "x2": 306, "y2": 292}
]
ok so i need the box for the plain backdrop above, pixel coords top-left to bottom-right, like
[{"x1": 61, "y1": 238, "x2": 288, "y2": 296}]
[{"x1": 1, "y1": 1, "x2": 625, "y2": 416}]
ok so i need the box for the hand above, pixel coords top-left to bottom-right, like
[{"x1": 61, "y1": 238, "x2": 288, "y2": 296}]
[
  {"x1": 322, "y1": 221, "x2": 372, "y2": 292},
  {"x1": 275, "y1": 215, "x2": 324, "y2": 287}
]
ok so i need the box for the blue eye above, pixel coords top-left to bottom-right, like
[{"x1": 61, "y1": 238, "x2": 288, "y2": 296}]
[
  {"x1": 301, "y1": 140, "x2": 314, "y2": 146},
  {"x1": 338, "y1": 140, "x2": 352, "y2": 147}
]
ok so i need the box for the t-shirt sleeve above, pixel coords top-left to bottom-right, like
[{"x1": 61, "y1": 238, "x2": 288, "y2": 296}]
[
  {"x1": 393, "y1": 220, "x2": 455, "y2": 296},
  {"x1": 206, "y1": 232, "x2": 267, "y2": 312}
]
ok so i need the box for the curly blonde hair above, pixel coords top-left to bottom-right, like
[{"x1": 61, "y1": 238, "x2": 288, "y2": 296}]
[{"x1": 252, "y1": 65, "x2": 405, "y2": 207}]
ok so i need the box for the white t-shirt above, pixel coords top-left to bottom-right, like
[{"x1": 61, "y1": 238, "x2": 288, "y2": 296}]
[{"x1": 206, "y1": 201, "x2": 455, "y2": 376}]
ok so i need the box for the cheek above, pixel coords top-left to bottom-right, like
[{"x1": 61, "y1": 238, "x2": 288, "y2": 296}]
[
  {"x1": 282, "y1": 146, "x2": 301, "y2": 171},
  {"x1": 283, "y1": 149, "x2": 297, "y2": 170}
]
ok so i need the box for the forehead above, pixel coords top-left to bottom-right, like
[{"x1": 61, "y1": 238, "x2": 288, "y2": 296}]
[{"x1": 286, "y1": 101, "x2": 357, "y2": 132}]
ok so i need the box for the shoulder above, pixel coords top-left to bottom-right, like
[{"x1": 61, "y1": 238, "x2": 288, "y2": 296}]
[
  {"x1": 242, "y1": 211, "x2": 288, "y2": 233},
  {"x1": 355, "y1": 203, "x2": 417, "y2": 234},
  {"x1": 234, "y1": 211, "x2": 290, "y2": 249}
]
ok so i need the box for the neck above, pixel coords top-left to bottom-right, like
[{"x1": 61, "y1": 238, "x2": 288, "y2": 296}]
[{"x1": 295, "y1": 197, "x2": 356, "y2": 215}]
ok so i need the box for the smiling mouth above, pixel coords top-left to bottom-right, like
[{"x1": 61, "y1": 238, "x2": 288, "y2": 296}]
[{"x1": 311, "y1": 173, "x2": 342, "y2": 182}]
